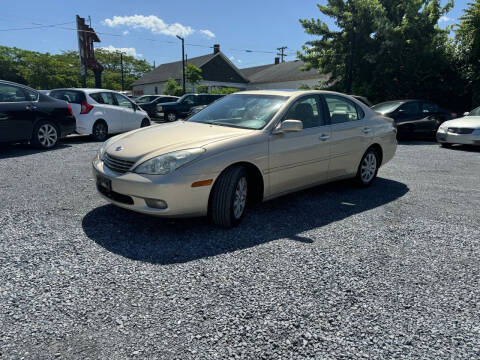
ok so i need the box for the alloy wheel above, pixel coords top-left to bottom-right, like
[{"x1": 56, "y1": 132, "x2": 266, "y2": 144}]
[
  {"x1": 360, "y1": 153, "x2": 377, "y2": 183},
  {"x1": 167, "y1": 113, "x2": 176, "y2": 122},
  {"x1": 94, "y1": 123, "x2": 107, "y2": 140},
  {"x1": 37, "y1": 124, "x2": 57, "y2": 148},
  {"x1": 233, "y1": 177, "x2": 248, "y2": 219}
]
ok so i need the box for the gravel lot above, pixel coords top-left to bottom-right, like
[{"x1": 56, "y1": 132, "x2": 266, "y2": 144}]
[{"x1": 1, "y1": 136, "x2": 479, "y2": 359}]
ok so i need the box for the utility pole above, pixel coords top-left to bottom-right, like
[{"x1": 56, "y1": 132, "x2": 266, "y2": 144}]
[
  {"x1": 120, "y1": 52, "x2": 124, "y2": 91},
  {"x1": 176, "y1": 35, "x2": 186, "y2": 95},
  {"x1": 277, "y1": 46, "x2": 288, "y2": 63}
]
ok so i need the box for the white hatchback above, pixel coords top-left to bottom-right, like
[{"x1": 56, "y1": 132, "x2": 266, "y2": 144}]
[{"x1": 49, "y1": 88, "x2": 151, "y2": 141}]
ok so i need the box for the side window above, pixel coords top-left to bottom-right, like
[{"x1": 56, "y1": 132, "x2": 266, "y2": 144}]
[
  {"x1": 399, "y1": 102, "x2": 420, "y2": 115},
  {"x1": 284, "y1": 95, "x2": 325, "y2": 129},
  {"x1": 113, "y1": 93, "x2": 134, "y2": 109},
  {"x1": 356, "y1": 104, "x2": 365, "y2": 119},
  {"x1": 182, "y1": 95, "x2": 195, "y2": 105},
  {"x1": 50, "y1": 90, "x2": 82, "y2": 104},
  {"x1": 0, "y1": 84, "x2": 27, "y2": 102},
  {"x1": 24, "y1": 88, "x2": 39, "y2": 101},
  {"x1": 422, "y1": 102, "x2": 438, "y2": 113},
  {"x1": 324, "y1": 95, "x2": 359, "y2": 124},
  {"x1": 99, "y1": 92, "x2": 116, "y2": 105}
]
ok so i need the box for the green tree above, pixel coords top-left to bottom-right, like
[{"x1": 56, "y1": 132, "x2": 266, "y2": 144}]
[
  {"x1": 209, "y1": 87, "x2": 239, "y2": 95},
  {"x1": 185, "y1": 63, "x2": 203, "y2": 91},
  {"x1": 163, "y1": 78, "x2": 184, "y2": 96},
  {"x1": 456, "y1": 0, "x2": 480, "y2": 106},
  {"x1": 197, "y1": 84, "x2": 209, "y2": 93}
]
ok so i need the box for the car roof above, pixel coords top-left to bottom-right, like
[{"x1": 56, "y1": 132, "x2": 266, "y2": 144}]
[
  {"x1": 0, "y1": 80, "x2": 37, "y2": 92},
  {"x1": 50, "y1": 88, "x2": 120, "y2": 94},
  {"x1": 235, "y1": 89, "x2": 366, "y2": 98}
]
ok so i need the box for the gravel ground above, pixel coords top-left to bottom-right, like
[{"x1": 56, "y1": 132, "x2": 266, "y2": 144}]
[{"x1": 1, "y1": 137, "x2": 479, "y2": 359}]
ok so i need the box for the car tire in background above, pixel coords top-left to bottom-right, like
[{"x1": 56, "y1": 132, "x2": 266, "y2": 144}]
[
  {"x1": 441, "y1": 143, "x2": 452, "y2": 148},
  {"x1": 92, "y1": 120, "x2": 108, "y2": 142},
  {"x1": 32, "y1": 120, "x2": 59, "y2": 149},
  {"x1": 355, "y1": 148, "x2": 380, "y2": 187},
  {"x1": 209, "y1": 166, "x2": 248, "y2": 228},
  {"x1": 166, "y1": 112, "x2": 177, "y2": 122},
  {"x1": 141, "y1": 118, "x2": 150, "y2": 127}
]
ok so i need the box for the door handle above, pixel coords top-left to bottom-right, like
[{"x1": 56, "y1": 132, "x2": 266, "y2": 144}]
[
  {"x1": 319, "y1": 134, "x2": 330, "y2": 141},
  {"x1": 362, "y1": 128, "x2": 372, "y2": 134}
]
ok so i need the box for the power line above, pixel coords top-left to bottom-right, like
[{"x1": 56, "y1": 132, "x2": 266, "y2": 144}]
[{"x1": 0, "y1": 21, "x2": 74, "y2": 32}]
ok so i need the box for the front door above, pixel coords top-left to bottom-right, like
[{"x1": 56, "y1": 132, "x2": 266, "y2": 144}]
[
  {"x1": 268, "y1": 95, "x2": 331, "y2": 196},
  {"x1": 0, "y1": 83, "x2": 36, "y2": 142}
]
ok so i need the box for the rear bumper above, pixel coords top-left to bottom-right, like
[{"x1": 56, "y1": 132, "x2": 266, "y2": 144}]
[{"x1": 59, "y1": 115, "x2": 76, "y2": 138}]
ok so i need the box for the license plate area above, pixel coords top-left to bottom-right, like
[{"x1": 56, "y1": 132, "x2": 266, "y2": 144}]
[{"x1": 97, "y1": 175, "x2": 112, "y2": 192}]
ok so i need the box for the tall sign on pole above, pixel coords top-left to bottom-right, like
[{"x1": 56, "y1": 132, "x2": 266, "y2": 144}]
[{"x1": 76, "y1": 15, "x2": 104, "y2": 88}]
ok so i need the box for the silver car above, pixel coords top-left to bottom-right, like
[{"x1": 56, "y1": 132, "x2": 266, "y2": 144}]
[
  {"x1": 436, "y1": 106, "x2": 480, "y2": 147},
  {"x1": 92, "y1": 90, "x2": 397, "y2": 228}
]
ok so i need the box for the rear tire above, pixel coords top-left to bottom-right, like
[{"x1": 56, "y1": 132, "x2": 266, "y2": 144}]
[
  {"x1": 32, "y1": 120, "x2": 58, "y2": 149},
  {"x1": 355, "y1": 148, "x2": 379, "y2": 187},
  {"x1": 210, "y1": 166, "x2": 248, "y2": 228},
  {"x1": 92, "y1": 121, "x2": 108, "y2": 142},
  {"x1": 166, "y1": 112, "x2": 177, "y2": 122},
  {"x1": 141, "y1": 118, "x2": 150, "y2": 127}
]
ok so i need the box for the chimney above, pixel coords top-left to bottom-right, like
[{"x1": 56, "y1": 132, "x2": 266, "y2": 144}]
[
  {"x1": 274, "y1": 57, "x2": 280, "y2": 65},
  {"x1": 213, "y1": 44, "x2": 220, "y2": 54}
]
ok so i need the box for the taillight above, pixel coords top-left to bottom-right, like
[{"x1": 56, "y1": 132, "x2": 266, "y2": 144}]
[
  {"x1": 80, "y1": 100, "x2": 93, "y2": 114},
  {"x1": 67, "y1": 103, "x2": 73, "y2": 116}
]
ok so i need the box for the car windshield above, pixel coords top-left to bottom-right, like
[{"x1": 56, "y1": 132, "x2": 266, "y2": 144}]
[
  {"x1": 372, "y1": 101, "x2": 403, "y2": 114},
  {"x1": 136, "y1": 96, "x2": 158, "y2": 104},
  {"x1": 188, "y1": 94, "x2": 288, "y2": 130},
  {"x1": 468, "y1": 106, "x2": 480, "y2": 116}
]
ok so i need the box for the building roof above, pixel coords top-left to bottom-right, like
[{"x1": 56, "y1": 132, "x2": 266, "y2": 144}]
[
  {"x1": 132, "y1": 53, "x2": 218, "y2": 86},
  {"x1": 239, "y1": 64, "x2": 276, "y2": 78},
  {"x1": 247, "y1": 60, "x2": 326, "y2": 84}
]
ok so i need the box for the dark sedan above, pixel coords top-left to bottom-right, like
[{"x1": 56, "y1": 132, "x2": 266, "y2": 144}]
[
  {"x1": 0, "y1": 80, "x2": 76, "y2": 149},
  {"x1": 372, "y1": 100, "x2": 454, "y2": 139},
  {"x1": 135, "y1": 95, "x2": 179, "y2": 117}
]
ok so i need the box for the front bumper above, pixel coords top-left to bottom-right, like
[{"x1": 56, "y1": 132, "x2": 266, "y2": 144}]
[
  {"x1": 436, "y1": 129, "x2": 480, "y2": 145},
  {"x1": 92, "y1": 158, "x2": 216, "y2": 218}
]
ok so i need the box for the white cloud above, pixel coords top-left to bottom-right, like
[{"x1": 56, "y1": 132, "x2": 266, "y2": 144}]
[
  {"x1": 122, "y1": 30, "x2": 130, "y2": 35},
  {"x1": 103, "y1": 15, "x2": 194, "y2": 37},
  {"x1": 99, "y1": 45, "x2": 143, "y2": 58},
  {"x1": 229, "y1": 56, "x2": 235, "y2": 61},
  {"x1": 439, "y1": 15, "x2": 451, "y2": 23},
  {"x1": 200, "y1": 29, "x2": 215, "y2": 39}
]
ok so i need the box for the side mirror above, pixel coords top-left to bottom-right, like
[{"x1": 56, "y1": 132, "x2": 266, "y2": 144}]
[
  {"x1": 273, "y1": 120, "x2": 303, "y2": 134},
  {"x1": 464, "y1": 112, "x2": 470, "y2": 116}
]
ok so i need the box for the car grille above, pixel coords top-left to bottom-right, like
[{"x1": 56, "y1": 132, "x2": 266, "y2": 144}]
[
  {"x1": 103, "y1": 153, "x2": 135, "y2": 173},
  {"x1": 448, "y1": 127, "x2": 475, "y2": 134}
]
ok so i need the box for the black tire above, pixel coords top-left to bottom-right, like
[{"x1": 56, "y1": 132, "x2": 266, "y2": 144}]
[
  {"x1": 165, "y1": 112, "x2": 177, "y2": 122},
  {"x1": 441, "y1": 143, "x2": 452, "y2": 148},
  {"x1": 32, "y1": 120, "x2": 59, "y2": 149},
  {"x1": 141, "y1": 118, "x2": 150, "y2": 127},
  {"x1": 210, "y1": 166, "x2": 248, "y2": 228},
  {"x1": 92, "y1": 120, "x2": 108, "y2": 142},
  {"x1": 355, "y1": 148, "x2": 380, "y2": 187}
]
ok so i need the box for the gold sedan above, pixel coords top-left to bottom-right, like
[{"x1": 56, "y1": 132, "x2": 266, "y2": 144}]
[{"x1": 93, "y1": 90, "x2": 397, "y2": 227}]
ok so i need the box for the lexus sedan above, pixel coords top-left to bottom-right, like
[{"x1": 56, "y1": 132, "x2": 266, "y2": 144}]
[
  {"x1": 436, "y1": 107, "x2": 480, "y2": 147},
  {"x1": 93, "y1": 90, "x2": 397, "y2": 228},
  {"x1": 0, "y1": 80, "x2": 75, "y2": 149}
]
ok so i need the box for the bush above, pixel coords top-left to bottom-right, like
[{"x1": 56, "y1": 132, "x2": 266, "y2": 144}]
[
  {"x1": 163, "y1": 78, "x2": 184, "y2": 96},
  {"x1": 209, "y1": 87, "x2": 239, "y2": 95},
  {"x1": 197, "y1": 84, "x2": 209, "y2": 93}
]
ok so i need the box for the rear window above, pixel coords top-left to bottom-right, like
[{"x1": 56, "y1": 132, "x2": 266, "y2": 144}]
[{"x1": 50, "y1": 90, "x2": 85, "y2": 104}]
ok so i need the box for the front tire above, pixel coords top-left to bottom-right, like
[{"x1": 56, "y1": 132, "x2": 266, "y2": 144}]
[
  {"x1": 141, "y1": 118, "x2": 150, "y2": 127},
  {"x1": 166, "y1": 112, "x2": 177, "y2": 122},
  {"x1": 32, "y1": 121, "x2": 58, "y2": 149},
  {"x1": 92, "y1": 121, "x2": 108, "y2": 142},
  {"x1": 355, "y1": 148, "x2": 379, "y2": 187},
  {"x1": 210, "y1": 166, "x2": 248, "y2": 228}
]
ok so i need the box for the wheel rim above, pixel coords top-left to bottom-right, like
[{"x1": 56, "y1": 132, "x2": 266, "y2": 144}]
[
  {"x1": 94, "y1": 123, "x2": 106, "y2": 139},
  {"x1": 233, "y1": 177, "x2": 248, "y2": 219},
  {"x1": 360, "y1": 153, "x2": 377, "y2": 183},
  {"x1": 167, "y1": 113, "x2": 176, "y2": 121},
  {"x1": 38, "y1": 124, "x2": 57, "y2": 148}
]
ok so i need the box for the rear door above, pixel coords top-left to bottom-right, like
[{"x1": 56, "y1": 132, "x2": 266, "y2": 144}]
[
  {"x1": 89, "y1": 92, "x2": 123, "y2": 133},
  {"x1": 322, "y1": 94, "x2": 366, "y2": 179},
  {"x1": 113, "y1": 93, "x2": 141, "y2": 131},
  {"x1": 0, "y1": 83, "x2": 36, "y2": 142}
]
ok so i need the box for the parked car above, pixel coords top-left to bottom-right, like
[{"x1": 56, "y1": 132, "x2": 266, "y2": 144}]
[
  {"x1": 93, "y1": 90, "x2": 397, "y2": 228},
  {"x1": 0, "y1": 80, "x2": 75, "y2": 149},
  {"x1": 372, "y1": 100, "x2": 454, "y2": 139},
  {"x1": 436, "y1": 106, "x2": 480, "y2": 147},
  {"x1": 135, "y1": 95, "x2": 179, "y2": 118},
  {"x1": 49, "y1": 88, "x2": 151, "y2": 141},
  {"x1": 157, "y1": 93, "x2": 224, "y2": 122},
  {"x1": 349, "y1": 95, "x2": 373, "y2": 107}
]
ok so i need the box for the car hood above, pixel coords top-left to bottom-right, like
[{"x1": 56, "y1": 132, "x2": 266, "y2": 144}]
[
  {"x1": 105, "y1": 121, "x2": 253, "y2": 161},
  {"x1": 157, "y1": 101, "x2": 178, "y2": 107},
  {"x1": 442, "y1": 116, "x2": 480, "y2": 128}
]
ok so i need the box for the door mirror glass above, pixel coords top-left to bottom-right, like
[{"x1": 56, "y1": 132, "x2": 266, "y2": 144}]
[{"x1": 273, "y1": 120, "x2": 303, "y2": 134}]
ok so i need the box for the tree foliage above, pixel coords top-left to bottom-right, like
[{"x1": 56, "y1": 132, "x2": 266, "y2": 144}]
[
  {"x1": 299, "y1": 0, "x2": 470, "y2": 111},
  {"x1": 185, "y1": 63, "x2": 203, "y2": 90},
  {"x1": 0, "y1": 46, "x2": 152, "y2": 90},
  {"x1": 209, "y1": 87, "x2": 239, "y2": 95},
  {"x1": 163, "y1": 78, "x2": 184, "y2": 96}
]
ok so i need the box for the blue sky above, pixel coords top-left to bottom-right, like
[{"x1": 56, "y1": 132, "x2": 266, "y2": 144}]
[{"x1": 0, "y1": 0, "x2": 471, "y2": 69}]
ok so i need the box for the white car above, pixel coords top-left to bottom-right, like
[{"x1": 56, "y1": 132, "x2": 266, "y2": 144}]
[
  {"x1": 436, "y1": 107, "x2": 480, "y2": 147},
  {"x1": 49, "y1": 88, "x2": 151, "y2": 141}
]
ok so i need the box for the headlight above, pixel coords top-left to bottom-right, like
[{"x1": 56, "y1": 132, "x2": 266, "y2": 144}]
[
  {"x1": 134, "y1": 148, "x2": 205, "y2": 175},
  {"x1": 439, "y1": 123, "x2": 448, "y2": 131}
]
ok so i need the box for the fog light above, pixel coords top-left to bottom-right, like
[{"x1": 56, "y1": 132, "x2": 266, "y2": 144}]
[{"x1": 145, "y1": 199, "x2": 168, "y2": 209}]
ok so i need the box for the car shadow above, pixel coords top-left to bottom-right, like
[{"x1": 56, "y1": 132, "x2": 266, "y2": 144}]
[
  {"x1": 444, "y1": 144, "x2": 480, "y2": 153},
  {"x1": 82, "y1": 177, "x2": 408, "y2": 265},
  {"x1": 0, "y1": 143, "x2": 72, "y2": 159}
]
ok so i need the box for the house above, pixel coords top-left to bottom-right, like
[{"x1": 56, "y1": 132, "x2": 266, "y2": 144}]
[{"x1": 131, "y1": 44, "x2": 327, "y2": 96}]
